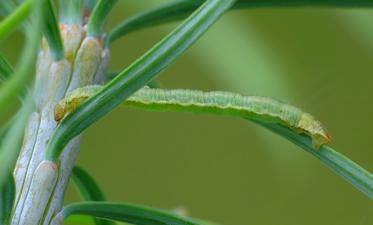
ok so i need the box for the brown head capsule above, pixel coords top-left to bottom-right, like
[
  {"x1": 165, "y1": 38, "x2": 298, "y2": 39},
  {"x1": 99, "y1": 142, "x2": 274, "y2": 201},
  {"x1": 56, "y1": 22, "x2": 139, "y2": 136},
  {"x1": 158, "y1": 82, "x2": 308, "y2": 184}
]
[{"x1": 54, "y1": 85, "x2": 102, "y2": 123}]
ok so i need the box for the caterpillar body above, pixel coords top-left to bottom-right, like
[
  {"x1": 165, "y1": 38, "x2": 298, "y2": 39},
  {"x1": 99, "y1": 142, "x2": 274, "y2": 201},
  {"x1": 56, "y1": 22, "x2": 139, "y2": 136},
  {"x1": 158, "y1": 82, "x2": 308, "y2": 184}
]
[{"x1": 55, "y1": 86, "x2": 331, "y2": 149}]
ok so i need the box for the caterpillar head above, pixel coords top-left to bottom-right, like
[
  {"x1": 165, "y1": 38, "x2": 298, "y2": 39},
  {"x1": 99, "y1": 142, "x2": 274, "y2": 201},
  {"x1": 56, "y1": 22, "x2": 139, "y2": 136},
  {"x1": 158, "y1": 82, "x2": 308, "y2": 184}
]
[
  {"x1": 54, "y1": 102, "x2": 66, "y2": 123},
  {"x1": 54, "y1": 96, "x2": 89, "y2": 123},
  {"x1": 54, "y1": 85, "x2": 102, "y2": 123},
  {"x1": 308, "y1": 122, "x2": 332, "y2": 149},
  {"x1": 298, "y1": 113, "x2": 331, "y2": 149},
  {"x1": 311, "y1": 130, "x2": 332, "y2": 149}
]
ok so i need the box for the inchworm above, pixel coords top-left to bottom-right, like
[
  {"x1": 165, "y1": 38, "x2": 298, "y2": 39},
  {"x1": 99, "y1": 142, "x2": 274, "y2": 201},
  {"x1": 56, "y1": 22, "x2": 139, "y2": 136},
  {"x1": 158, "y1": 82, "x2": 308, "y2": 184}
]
[{"x1": 55, "y1": 86, "x2": 331, "y2": 149}]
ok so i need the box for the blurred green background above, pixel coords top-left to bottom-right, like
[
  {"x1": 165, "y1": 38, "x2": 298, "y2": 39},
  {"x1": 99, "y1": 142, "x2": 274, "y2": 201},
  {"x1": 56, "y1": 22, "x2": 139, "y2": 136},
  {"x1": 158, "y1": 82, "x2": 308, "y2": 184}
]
[{"x1": 2, "y1": 1, "x2": 373, "y2": 225}]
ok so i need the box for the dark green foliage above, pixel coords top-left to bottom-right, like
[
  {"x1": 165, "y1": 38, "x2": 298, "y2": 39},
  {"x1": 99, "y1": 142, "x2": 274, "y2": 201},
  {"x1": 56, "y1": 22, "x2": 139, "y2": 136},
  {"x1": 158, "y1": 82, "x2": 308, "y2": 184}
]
[
  {"x1": 72, "y1": 166, "x2": 115, "y2": 225},
  {"x1": 61, "y1": 202, "x2": 203, "y2": 225},
  {"x1": 0, "y1": 175, "x2": 15, "y2": 224}
]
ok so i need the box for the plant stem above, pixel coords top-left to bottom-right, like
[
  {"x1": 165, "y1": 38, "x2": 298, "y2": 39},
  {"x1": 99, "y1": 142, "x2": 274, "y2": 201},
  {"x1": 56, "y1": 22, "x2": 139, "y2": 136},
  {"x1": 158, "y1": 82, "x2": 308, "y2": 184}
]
[{"x1": 10, "y1": 23, "x2": 110, "y2": 224}]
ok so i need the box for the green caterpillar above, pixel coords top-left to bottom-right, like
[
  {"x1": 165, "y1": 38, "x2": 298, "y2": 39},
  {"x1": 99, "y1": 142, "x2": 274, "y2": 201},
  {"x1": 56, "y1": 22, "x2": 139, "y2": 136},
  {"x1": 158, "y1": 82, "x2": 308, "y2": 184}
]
[{"x1": 55, "y1": 86, "x2": 331, "y2": 149}]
